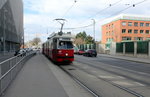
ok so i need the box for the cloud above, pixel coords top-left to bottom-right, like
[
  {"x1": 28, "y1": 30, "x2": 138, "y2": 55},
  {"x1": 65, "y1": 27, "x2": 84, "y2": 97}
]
[{"x1": 24, "y1": 0, "x2": 150, "y2": 42}]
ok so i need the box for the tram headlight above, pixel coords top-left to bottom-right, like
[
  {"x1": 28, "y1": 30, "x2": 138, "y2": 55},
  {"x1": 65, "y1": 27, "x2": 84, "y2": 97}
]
[{"x1": 66, "y1": 53, "x2": 68, "y2": 56}]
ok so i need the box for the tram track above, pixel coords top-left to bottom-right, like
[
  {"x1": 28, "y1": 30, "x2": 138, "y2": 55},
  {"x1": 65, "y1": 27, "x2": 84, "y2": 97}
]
[
  {"x1": 75, "y1": 59, "x2": 150, "y2": 86},
  {"x1": 73, "y1": 64, "x2": 145, "y2": 97},
  {"x1": 59, "y1": 60, "x2": 147, "y2": 97},
  {"x1": 59, "y1": 66, "x2": 101, "y2": 97}
]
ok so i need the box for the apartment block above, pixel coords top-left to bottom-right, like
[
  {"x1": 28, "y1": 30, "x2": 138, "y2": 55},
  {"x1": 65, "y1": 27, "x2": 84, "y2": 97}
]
[{"x1": 102, "y1": 14, "x2": 150, "y2": 46}]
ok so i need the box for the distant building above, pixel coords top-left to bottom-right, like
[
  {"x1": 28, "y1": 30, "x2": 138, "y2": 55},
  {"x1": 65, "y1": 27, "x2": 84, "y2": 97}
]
[
  {"x1": 0, "y1": 0, "x2": 23, "y2": 53},
  {"x1": 102, "y1": 14, "x2": 150, "y2": 48}
]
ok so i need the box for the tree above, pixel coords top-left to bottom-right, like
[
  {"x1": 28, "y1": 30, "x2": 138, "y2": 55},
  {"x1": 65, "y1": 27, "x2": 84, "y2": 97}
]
[
  {"x1": 76, "y1": 31, "x2": 87, "y2": 40},
  {"x1": 85, "y1": 35, "x2": 94, "y2": 44},
  {"x1": 32, "y1": 37, "x2": 41, "y2": 46},
  {"x1": 74, "y1": 31, "x2": 94, "y2": 45}
]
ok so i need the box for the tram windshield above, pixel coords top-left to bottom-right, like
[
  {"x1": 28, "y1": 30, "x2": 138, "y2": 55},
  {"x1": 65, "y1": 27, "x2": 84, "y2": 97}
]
[{"x1": 58, "y1": 41, "x2": 73, "y2": 49}]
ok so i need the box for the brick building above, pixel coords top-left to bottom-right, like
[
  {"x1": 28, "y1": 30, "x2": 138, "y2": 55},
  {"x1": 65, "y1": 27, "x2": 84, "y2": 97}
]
[{"x1": 102, "y1": 14, "x2": 150, "y2": 48}]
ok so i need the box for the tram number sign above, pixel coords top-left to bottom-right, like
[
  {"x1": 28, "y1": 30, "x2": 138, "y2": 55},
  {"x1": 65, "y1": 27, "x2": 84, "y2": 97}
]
[{"x1": 59, "y1": 38, "x2": 71, "y2": 41}]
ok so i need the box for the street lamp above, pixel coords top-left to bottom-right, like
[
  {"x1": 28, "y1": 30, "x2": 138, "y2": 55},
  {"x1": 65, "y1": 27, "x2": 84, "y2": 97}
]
[
  {"x1": 91, "y1": 19, "x2": 96, "y2": 49},
  {"x1": 91, "y1": 19, "x2": 95, "y2": 42},
  {"x1": 3, "y1": 8, "x2": 8, "y2": 55}
]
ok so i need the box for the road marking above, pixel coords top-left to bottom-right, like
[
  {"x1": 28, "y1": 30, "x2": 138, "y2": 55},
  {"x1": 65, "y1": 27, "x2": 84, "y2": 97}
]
[
  {"x1": 112, "y1": 81, "x2": 134, "y2": 86},
  {"x1": 106, "y1": 64, "x2": 150, "y2": 76},
  {"x1": 117, "y1": 76, "x2": 126, "y2": 79},
  {"x1": 134, "y1": 82, "x2": 145, "y2": 86},
  {"x1": 87, "y1": 74, "x2": 95, "y2": 78},
  {"x1": 83, "y1": 66, "x2": 89, "y2": 69},
  {"x1": 99, "y1": 75, "x2": 115, "y2": 79},
  {"x1": 91, "y1": 71, "x2": 97, "y2": 73}
]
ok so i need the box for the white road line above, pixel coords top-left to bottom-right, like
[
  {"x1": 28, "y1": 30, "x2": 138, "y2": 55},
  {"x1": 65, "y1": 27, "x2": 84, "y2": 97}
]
[
  {"x1": 112, "y1": 81, "x2": 134, "y2": 86},
  {"x1": 91, "y1": 71, "x2": 97, "y2": 73},
  {"x1": 117, "y1": 76, "x2": 126, "y2": 79},
  {"x1": 99, "y1": 75, "x2": 115, "y2": 79},
  {"x1": 134, "y1": 82, "x2": 145, "y2": 86},
  {"x1": 104, "y1": 64, "x2": 150, "y2": 76}
]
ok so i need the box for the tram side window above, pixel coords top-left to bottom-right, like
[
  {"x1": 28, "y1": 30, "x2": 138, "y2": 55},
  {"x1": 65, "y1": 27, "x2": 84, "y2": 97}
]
[{"x1": 53, "y1": 39, "x2": 57, "y2": 49}]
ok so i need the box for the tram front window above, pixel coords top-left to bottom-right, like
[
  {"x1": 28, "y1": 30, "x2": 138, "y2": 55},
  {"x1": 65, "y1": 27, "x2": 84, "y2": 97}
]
[{"x1": 58, "y1": 41, "x2": 73, "y2": 49}]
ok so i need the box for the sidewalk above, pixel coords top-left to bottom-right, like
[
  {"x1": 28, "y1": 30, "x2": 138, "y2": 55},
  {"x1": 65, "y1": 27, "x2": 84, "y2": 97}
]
[
  {"x1": 2, "y1": 54, "x2": 92, "y2": 97},
  {"x1": 98, "y1": 54, "x2": 150, "y2": 64}
]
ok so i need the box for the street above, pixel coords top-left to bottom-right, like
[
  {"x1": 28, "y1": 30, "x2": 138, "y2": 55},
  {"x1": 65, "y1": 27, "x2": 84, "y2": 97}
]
[{"x1": 60, "y1": 54, "x2": 150, "y2": 97}]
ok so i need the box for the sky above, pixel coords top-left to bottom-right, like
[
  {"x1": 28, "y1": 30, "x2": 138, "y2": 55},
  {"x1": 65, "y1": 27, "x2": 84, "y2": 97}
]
[{"x1": 23, "y1": 0, "x2": 150, "y2": 43}]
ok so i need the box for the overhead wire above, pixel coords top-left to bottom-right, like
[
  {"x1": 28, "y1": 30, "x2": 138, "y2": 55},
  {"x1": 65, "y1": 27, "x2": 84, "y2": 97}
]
[
  {"x1": 84, "y1": 0, "x2": 123, "y2": 22},
  {"x1": 64, "y1": 0, "x2": 148, "y2": 30},
  {"x1": 64, "y1": 0, "x2": 124, "y2": 30},
  {"x1": 62, "y1": 0, "x2": 77, "y2": 18},
  {"x1": 51, "y1": 0, "x2": 77, "y2": 33}
]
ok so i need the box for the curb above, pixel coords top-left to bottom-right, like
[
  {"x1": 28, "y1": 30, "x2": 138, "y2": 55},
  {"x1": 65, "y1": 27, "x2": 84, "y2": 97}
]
[{"x1": 98, "y1": 54, "x2": 150, "y2": 64}]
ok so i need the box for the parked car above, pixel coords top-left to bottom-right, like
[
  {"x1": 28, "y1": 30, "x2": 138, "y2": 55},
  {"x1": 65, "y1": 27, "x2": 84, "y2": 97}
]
[
  {"x1": 14, "y1": 49, "x2": 26, "y2": 56},
  {"x1": 83, "y1": 49, "x2": 97, "y2": 57},
  {"x1": 78, "y1": 50, "x2": 85, "y2": 55}
]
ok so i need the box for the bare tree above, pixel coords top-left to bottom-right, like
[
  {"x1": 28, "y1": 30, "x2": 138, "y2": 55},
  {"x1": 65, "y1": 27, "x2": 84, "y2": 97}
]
[{"x1": 32, "y1": 37, "x2": 41, "y2": 46}]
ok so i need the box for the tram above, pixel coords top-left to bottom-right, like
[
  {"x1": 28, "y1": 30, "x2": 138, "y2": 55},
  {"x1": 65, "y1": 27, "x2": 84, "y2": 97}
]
[{"x1": 42, "y1": 32, "x2": 74, "y2": 63}]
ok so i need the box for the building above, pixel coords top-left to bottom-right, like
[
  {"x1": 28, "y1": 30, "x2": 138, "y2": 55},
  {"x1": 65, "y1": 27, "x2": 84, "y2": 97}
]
[
  {"x1": 102, "y1": 14, "x2": 150, "y2": 48},
  {"x1": 0, "y1": 0, "x2": 23, "y2": 54}
]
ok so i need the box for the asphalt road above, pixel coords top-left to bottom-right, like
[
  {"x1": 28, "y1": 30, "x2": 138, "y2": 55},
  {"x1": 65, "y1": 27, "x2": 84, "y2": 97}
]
[
  {"x1": 75, "y1": 55, "x2": 150, "y2": 74},
  {"x1": 69, "y1": 54, "x2": 150, "y2": 97}
]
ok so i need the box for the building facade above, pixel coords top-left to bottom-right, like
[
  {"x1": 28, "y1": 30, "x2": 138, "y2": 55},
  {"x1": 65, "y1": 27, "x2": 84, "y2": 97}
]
[
  {"x1": 102, "y1": 14, "x2": 150, "y2": 48},
  {"x1": 0, "y1": 0, "x2": 23, "y2": 53}
]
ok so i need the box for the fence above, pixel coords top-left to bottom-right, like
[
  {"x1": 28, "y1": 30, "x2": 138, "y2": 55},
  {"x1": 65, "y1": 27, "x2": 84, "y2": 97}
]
[
  {"x1": 125, "y1": 42, "x2": 134, "y2": 53},
  {"x1": 116, "y1": 43, "x2": 123, "y2": 53},
  {"x1": 77, "y1": 44, "x2": 96, "y2": 51},
  {"x1": 137, "y1": 41, "x2": 148, "y2": 54},
  {"x1": 0, "y1": 51, "x2": 36, "y2": 96},
  {"x1": 116, "y1": 41, "x2": 149, "y2": 56}
]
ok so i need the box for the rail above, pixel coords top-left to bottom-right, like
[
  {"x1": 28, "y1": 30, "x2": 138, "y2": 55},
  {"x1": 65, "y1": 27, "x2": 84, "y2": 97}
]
[{"x1": 0, "y1": 51, "x2": 36, "y2": 96}]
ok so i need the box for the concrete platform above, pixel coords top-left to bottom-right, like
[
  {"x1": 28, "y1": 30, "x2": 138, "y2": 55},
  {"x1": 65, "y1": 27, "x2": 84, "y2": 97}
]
[{"x1": 2, "y1": 54, "x2": 92, "y2": 97}]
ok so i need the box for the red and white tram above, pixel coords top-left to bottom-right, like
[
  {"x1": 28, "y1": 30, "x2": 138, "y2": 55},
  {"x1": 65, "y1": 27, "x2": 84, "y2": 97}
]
[{"x1": 42, "y1": 32, "x2": 74, "y2": 63}]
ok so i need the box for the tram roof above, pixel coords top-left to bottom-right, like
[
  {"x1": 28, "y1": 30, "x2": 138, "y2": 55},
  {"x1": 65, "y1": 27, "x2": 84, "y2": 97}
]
[{"x1": 48, "y1": 32, "x2": 75, "y2": 39}]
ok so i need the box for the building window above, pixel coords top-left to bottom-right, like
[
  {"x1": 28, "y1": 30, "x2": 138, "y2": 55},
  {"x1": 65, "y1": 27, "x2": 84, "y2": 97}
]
[
  {"x1": 146, "y1": 38, "x2": 150, "y2": 40},
  {"x1": 106, "y1": 32, "x2": 108, "y2": 36},
  {"x1": 134, "y1": 22, "x2": 138, "y2": 26},
  {"x1": 128, "y1": 22, "x2": 132, "y2": 26},
  {"x1": 146, "y1": 23, "x2": 149, "y2": 27},
  {"x1": 122, "y1": 22, "x2": 126, "y2": 26},
  {"x1": 134, "y1": 37, "x2": 143, "y2": 41},
  {"x1": 122, "y1": 29, "x2": 126, "y2": 33},
  {"x1": 140, "y1": 30, "x2": 144, "y2": 34},
  {"x1": 140, "y1": 23, "x2": 144, "y2": 27},
  {"x1": 106, "y1": 25, "x2": 108, "y2": 29},
  {"x1": 112, "y1": 24, "x2": 114, "y2": 28},
  {"x1": 128, "y1": 29, "x2": 132, "y2": 33},
  {"x1": 112, "y1": 31, "x2": 114, "y2": 35},
  {"x1": 122, "y1": 37, "x2": 131, "y2": 41},
  {"x1": 134, "y1": 30, "x2": 138, "y2": 34},
  {"x1": 146, "y1": 30, "x2": 149, "y2": 34}
]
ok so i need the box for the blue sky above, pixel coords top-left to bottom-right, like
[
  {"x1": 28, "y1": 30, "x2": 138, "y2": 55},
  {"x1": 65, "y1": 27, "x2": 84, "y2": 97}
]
[{"x1": 23, "y1": 0, "x2": 150, "y2": 43}]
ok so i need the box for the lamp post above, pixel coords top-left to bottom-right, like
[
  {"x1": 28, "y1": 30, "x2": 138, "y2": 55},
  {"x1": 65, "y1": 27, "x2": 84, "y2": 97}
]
[
  {"x1": 3, "y1": 8, "x2": 8, "y2": 55},
  {"x1": 91, "y1": 19, "x2": 96, "y2": 49}
]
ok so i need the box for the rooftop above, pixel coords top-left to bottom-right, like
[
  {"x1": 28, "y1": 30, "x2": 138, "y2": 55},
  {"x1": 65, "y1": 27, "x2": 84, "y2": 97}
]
[
  {"x1": 114, "y1": 14, "x2": 150, "y2": 21},
  {"x1": 103, "y1": 14, "x2": 150, "y2": 25}
]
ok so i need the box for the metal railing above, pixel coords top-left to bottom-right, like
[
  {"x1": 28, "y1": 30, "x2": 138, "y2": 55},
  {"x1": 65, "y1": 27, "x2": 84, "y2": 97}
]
[{"x1": 0, "y1": 51, "x2": 36, "y2": 95}]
